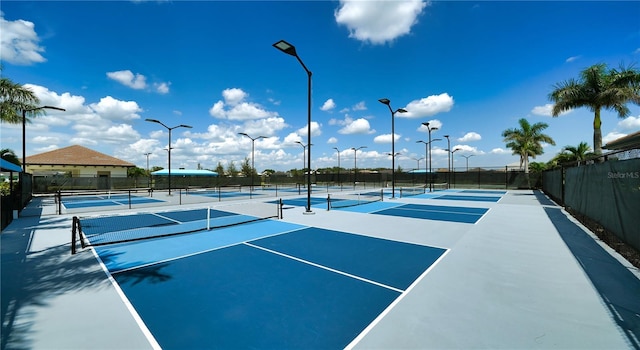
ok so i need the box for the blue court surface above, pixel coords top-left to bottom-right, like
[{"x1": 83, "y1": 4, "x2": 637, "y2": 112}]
[
  {"x1": 95, "y1": 222, "x2": 447, "y2": 349},
  {"x1": 62, "y1": 194, "x2": 163, "y2": 209},
  {"x1": 373, "y1": 203, "x2": 489, "y2": 223},
  {"x1": 433, "y1": 194, "x2": 502, "y2": 202}
]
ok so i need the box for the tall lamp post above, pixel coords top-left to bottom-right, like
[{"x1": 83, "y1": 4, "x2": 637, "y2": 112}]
[
  {"x1": 145, "y1": 118, "x2": 192, "y2": 195},
  {"x1": 451, "y1": 148, "x2": 461, "y2": 188},
  {"x1": 412, "y1": 157, "x2": 424, "y2": 171},
  {"x1": 239, "y1": 133, "x2": 266, "y2": 191},
  {"x1": 378, "y1": 98, "x2": 407, "y2": 199},
  {"x1": 22, "y1": 106, "x2": 66, "y2": 172},
  {"x1": 422, "y1": 122, "x2": 439, "y2": 192},
  {"x1": 295, "y1": 141, "x2": 310, "y2": 173},
  {"x1": 333, "y1": 147, "x2": 341, "y2": 185},
  {"x1": 274, "y1": 39, "x2": 313, "y2": 214},
  {"x1": 462, "y1": 154, "x2": 475, "y2": 171},
  {"x1": 144, "y1": 152, "x2": 152, "y2": 188},
  {"x1": 351, "y1": 146, "x2": 366, "y2": 186},
  {"x1": 444, "y1": 135, "x2": 451, "y2": 188}
]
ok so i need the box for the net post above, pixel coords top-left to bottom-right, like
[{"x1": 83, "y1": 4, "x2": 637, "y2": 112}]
[
  {"x1": 327, "y1": 194, "x2": 331, "y2": 211},
  {"x1": 380, "y1": 189, "x2": 384, "y2": 201},
  {"x1": 278, "y1": 198, "x2": 283, "y2": 219},
  {"x1": 207, "y1": 207, "x2": 211, "y2": 230},
  {"x1": 57, "y1": 190, "x2": 62, "y2": 215},
  {"x1": 71, "y1": 216, "x2": 77, "y2": 255},
  {"x1": 128, "y1": 190, "x2": 132, "y2": 209}
]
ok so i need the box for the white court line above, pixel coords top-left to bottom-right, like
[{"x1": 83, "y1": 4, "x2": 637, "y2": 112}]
[
  {"x1": 108, "y1": 225, "x2": 306, "y2": 275},
  {"x1": 89, "y1": 248, "x2": 162, "y2": 350},
  {"x1": 244, "y1": 242, "x2": 404, "y2": 294},
  {"x1": 344, "y1": 248, "x2": 451, "y2": 350}
]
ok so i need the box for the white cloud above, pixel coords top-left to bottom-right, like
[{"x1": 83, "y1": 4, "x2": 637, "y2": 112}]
[
  {"x1": 335, "y1": 0, "x2": 428, "y2": 45},
  {"x1": 0, "y1": 13, "x2": 46, "y2": 65},
  {"x1": 490, "y1": 148, "x2": 510, "y2": 154},
  {"x1": 565, "y1": 55, "x2": 581, "y2": 63},
  {"x1": 107, "y1": 70, "x2": 147, "y2": 89},
  {"x1": 327, "y1": 137, "x2": 338, "y2": 144},
  {"x1": 603, "y1": 132, "x2": 627, "y2": 145},
  {"x1": 297, "y1": 121, "x2": 322, "y2": 137},
  {"x1": 155, "y1": 82, "x2": 170, "y2": 94},
  {"x1": 222, "y1": 88, "x2": 247, "y2": 106},
  {"x1": 352, "y1": 101, "x2": 367, "y2": 111},
  {"x1": 338, "y1": 118, "x2": 375, "y2": 134},
  {"x1": 209, "y1": 88, "x2": 279, "y2": 121},
  {"x1": 458, "y1": 132, "x2": 481, "y2": 142},
  {"x1": 321, "y1": 99, "x2": 336, "y2": 111},
  {"x1": 531, "y1": 103, "x2": 571, "y2": 117},
  {"x1": 373, "y1": 133, "x2": 400, "y2": 144},
  {"x1": 89, "y1": 96, "x2": 143, "y2": 121},
  {"x1": 400, "y1": 93, "x2": 454, "y2": 118},
  {"x1": 617, "y1": 115, "x2": 640, "y2": 130}
]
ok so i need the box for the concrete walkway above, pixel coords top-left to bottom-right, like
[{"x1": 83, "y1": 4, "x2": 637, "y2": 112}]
[{"x1": 2, "y1": 190, "x2": 639, "y2": 349}]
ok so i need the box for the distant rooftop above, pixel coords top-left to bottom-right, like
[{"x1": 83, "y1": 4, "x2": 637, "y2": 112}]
[{"x1": 26, "y1": 145, "x2": 135, "y2": 167}]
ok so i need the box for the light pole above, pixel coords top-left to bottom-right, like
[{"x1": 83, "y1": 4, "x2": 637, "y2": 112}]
[
  {"x1": 274, "y1": 39, "x2": 313, "y2": 214},
  {"x1": 239, "y1": 133, "x2": 266, "y2": 191},
  {"x1": 145, "y1": 119, "x2": 192, "y2": 195},
  {"x1": 22, "y1": 106, "x2": 66, "y2": 172},
  {"x1": 333, "y1": 147, "x2": 341, "y2": 185},
  {"x1": 422, "y1": 122, "x2": 439, "y2": 192},
  {"x1": 452, "y1": 148, "x2": 461, "y2": 188},
  {"x1": 295, "y1": 141, "x2": 310, "y2": 172},
  {"x1": 351, "y1": 146, "x2": 366, "y2": 185},
  {"x1": 462, "y1": 154, "x2": 475, "y2": 171},
  {"x1": 144, "y1": 152, "x2": 152, "y2": 188},
  {"x1": 379, "y1": 98, "x2": 407, "y2": 199},
  {"x1": 444, "y1": 135, "x2": 451, "y2": 188},
  {"x1": 412, "y1": 157, "x2": 424, "y2": 171}
]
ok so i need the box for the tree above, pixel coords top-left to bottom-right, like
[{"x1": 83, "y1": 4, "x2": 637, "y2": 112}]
[
  {"x1": 127, "y1": 167, "x2": 147, "y2": 177},
  {"x1": 0, "y1": 73, "x2": 42, "y2": 124},
  {"x1": 214, "y1": 162, "x2": 225, "y2": 177},
  {"x1": 502, "y1": 118, "x2": 555, "y2": 174},
  {"x1": 1, "y1": 148, "x2": 20, "y2": 166},
  {"x1": 240, "y1": 157, "x2": 256, "y2": 177},
  {"x1": 549, "y1": 63, "x2": 640, "y2": 156},
  {"x1": 226, "y1": 161, "x2": 238, "y2": 178}
]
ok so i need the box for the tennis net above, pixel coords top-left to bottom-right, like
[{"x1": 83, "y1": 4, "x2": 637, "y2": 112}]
[
  {"x1": 399, "y1": 186, "x2": 426, "y2": 197},
  {"x1": 71, "y1": 200, "x2": 282, "y2": 254},
  {"x1": 327, "y1": 190, "x2": 383, "y2": 210}
]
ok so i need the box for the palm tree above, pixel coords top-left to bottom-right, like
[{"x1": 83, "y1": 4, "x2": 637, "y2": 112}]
[
  {"x1": 562, "y1": 142, "x2": 592, "y2": 161},
  {"x1": 549, "y1": 63, "x2": 640, "y2": 156},
  {"x1": 0, "y1": 73, "x2": 42, "y2": 124},
  {"x1": 502, "y1": 118, "x2": 555, "y2": 174},
  {"x1": 0, "y1": 148, "x2": 20, "y2": 166}
]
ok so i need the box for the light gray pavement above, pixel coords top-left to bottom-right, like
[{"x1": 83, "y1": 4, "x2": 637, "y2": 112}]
[{"x1": 2, "y1": 189, "x2": 639, "y2": 349}]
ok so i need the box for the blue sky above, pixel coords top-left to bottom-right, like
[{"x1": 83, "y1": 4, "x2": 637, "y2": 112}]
[{"x1": 1, "y1": 0, "x2": 639, "y2": 172}]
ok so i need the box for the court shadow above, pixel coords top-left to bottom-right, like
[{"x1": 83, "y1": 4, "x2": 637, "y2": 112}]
[
  {"x1": 1, "y1": 231, "x2": 107, "y2": 350},
  {"x1": 544, "y1": 207, "x2": 640, "y2": 349}
]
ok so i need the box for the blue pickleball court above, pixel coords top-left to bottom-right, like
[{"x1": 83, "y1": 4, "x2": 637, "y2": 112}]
[
  {"x1": 373, "y1": 203, "x2": 489, "y2": 223},
  {"x1": 100, "y1": 224, "x2": 447, "y2": 349}
]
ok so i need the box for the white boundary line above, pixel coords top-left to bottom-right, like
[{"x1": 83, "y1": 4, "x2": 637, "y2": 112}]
[
  {"x1": 344, "y1": 248, "x2": 451, "y2": 350},
  {"x1": 244, "y1": 242, "x2": 404, "y2": 293},
  {"x1": 89, "y1": 248, "x2": 162, "y2": 350}
]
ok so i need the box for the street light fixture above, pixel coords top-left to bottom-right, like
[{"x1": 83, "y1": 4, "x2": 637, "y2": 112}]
[
  {"x1": 412, "y1": 157, "x2": 424, "y2": 171},
  {"x1": 462, "y1": 154, "x2": 475, "y2": 172},
  {"x1": 451, "y1": 148, "x2": 461, "y2": 188},
  {"x1": 378, "y1": 98, "x2": 407, "y2": 199},
  {"x1": 295, "y1": 141, "x2": 311, "y2": 173},
  {"x1": 422, "y1": 122, "x2": 439, "y2": 192},
  {"x1": 144, "y1": 152, "x2": 152, "y2": 188},
  {"x1": 145, "y1": 118, "x2": 192, "y2": 195},
  {"x1": 351, "y1": 146, "x2": 367, "y2": 186},
  {"x1": 274, "y1": 39, "x2": 313, "y2": 214},
  {"x1": 333, "y1": 147, "x2": 341, "y2": 185},
  {"x1": 238, "y1": 132, "x2": 266, "y2": 191},
  {"x1": 22, "y1": 106, "x2": 66, "y2": 172},
  {"x1": 444, "y1": 135, "x2": 451, "y2": 188}
]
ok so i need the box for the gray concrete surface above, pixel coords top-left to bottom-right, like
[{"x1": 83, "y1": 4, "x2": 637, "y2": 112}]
[{"x1": 2, "y1": 189, "x2": 638, "y2": 349}]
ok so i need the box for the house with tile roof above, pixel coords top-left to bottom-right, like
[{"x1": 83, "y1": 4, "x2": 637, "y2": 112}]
[{"x1": 25, "y1": 145, "x2": 135, "y2": 178}]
